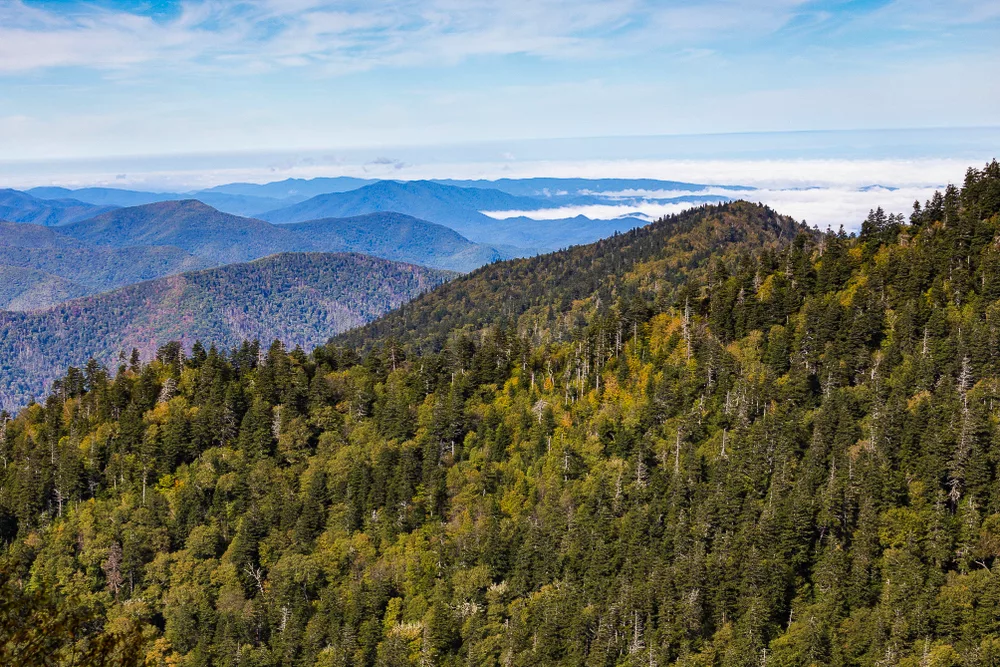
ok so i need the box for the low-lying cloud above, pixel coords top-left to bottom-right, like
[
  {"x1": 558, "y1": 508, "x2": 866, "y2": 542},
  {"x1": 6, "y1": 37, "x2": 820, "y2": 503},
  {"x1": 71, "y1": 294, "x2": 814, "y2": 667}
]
[{"x1": 482, "y1": 184, "x2": 948, "y2": 232}]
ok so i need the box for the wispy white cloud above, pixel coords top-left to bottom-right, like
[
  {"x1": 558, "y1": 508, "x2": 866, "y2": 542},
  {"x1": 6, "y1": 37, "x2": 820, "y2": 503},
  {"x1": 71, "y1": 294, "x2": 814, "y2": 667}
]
[
  {"x1": 5, "y1": 0, "x2": 989, "y2": 75},
  {"x1": 481, "y1": 184, "x2": 946, "y2": 231},
  {"x1": 0, "y1": 0, "x2": 649, "y2": 74}
]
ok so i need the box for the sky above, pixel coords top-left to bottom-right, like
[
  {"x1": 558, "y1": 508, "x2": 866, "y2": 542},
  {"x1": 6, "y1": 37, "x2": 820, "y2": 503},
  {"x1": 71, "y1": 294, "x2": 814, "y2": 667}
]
[{"x1": 1, "y1": 0, "x2": 998, "y2": 161}]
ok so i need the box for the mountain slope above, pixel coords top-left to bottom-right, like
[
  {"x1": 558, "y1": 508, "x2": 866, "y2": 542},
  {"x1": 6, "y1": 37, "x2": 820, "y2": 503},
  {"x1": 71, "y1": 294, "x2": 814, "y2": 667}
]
[
  {"x1": 284, "y1": 211, "x2": 509, "y2": 271},
  {"x1": 0, "y1": 221, "x2": 88, "y2": 248},
  {"x1": 258, "y1": 179, "x2": 550, "y2": 229},
  {"x1": 59, "y1": 200, "x2": 304, "y2": 263},
  {"x1": 0, "y1": 252, "x2": 453, "y2": 409},
  {"x1": 0, "y1": 189, "x2": 113, "y2": 226},
  {"x1": 0, "y1": 245, "x2": 214, "y2": 303},
  {"x1": 0, "y1": 265, "x2": 90, "y2": 310},
  {"x1": 57, "y1": 200, "x2": 508, "y2": 272},
  {"x1": 336, "y1": 201, "x2": 801, "y2": 352},
  {"x1": 0, "y1": 220, "x2": 216, "y2": 310}
]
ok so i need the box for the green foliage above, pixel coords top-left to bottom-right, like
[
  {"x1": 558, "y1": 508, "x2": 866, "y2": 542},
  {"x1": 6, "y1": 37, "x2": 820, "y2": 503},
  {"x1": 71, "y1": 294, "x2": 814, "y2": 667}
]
[
  {"x1": 0, "y1": 253, "x2": 453, "y2": 411},
  {"x1": 0, "y1": 246, "x2": 213, "y2": 310},
  {"x1": 2, "y1": 161, "x2": 1000, "y2": 665},
  {"x1": 0, "y1": 264, "x2": 90, "y2": 310},
  {"x1": 0, "y1": 558, "x2": 144, "y2": 666}
]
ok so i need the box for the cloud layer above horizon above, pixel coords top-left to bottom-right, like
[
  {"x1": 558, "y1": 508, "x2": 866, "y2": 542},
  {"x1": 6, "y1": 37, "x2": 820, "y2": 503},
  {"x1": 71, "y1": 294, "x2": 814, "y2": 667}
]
[{"x1": 1, "y1": 0, "x2": 998, "y2": 161}]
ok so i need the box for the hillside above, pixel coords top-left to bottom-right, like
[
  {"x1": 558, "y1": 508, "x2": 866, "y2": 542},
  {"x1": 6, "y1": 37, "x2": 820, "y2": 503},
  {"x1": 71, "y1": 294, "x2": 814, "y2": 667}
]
[
  {"x1": 0, "y1": 220, "x2": 216, "y2": 309},
  {"x1": 284, "y1": 211, "x2": 510, "y2": 271},
  {"x1": 259, "y1": 180, "x2": 653, "y2": 249},
  {"x1": 336, "y1": 201, "x2": 801, "y2": 352},
  {"x1": 0, "y1": 265, "x2": 89, "y2": 310},
  {"x1": 58, "y1": 200, "x2": 303, "y2": 264},
  {"x1": 0, "y1": 220, "x2": 217, "y2": 309},
  {"x1": 0, "y1": 189, "x2": 113, "y2": 226},
  {"x1": 0, "y1": 245, "x2": 214, "y2": 306},
  {"x1": 0, "y1": 221, "x2": 88, "y2": 248},
  {"x1": 3, "y1": 162, "x2": 1000, "y2": 667},
  {"x1": 56, "y1": 200, "x2": 507, "y2": 272},
  {"x1": 0, "y1": 252, "x2": 452, "y2": 409}
]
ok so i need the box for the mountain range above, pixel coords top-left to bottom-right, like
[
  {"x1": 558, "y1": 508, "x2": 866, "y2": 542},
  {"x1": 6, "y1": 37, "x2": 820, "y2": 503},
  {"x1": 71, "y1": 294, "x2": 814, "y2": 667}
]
[
  {"x1": 432, "y1": 176, "x2": 752, "y2": 197},
  {"x1": 257, "y1": 179, "x2": 558, "y2": 227},
  {"x1": 0, "y1": 221, "x2": 214, "y2": 310},
  {"x1": 27, "y1": 186, "x2": 295, "y2": 218},
  {"x1": 26, "y1": 176, "x2": 737, "y2": 212},
  {"x1": 0, "y1": 199, "x2": 511, "y2": 311},
  {"x1": 58, "y1": 200, "x2": 507, "y2": 269},
  {"x1": 256, "y1": 179, "x2": 660, "y2": 248},
  {"x1": 0, "y1": 175, "x2": 735, "y2": 362},
  {"x1": 23, "y1": 176, "x2": 733, "y2": 246},
  {"x1": 59, "y1": 200, "x2": 305, "y2": 264},
  {"x1": 0, "y1": 189, "x2": 112, "y2": 226}
]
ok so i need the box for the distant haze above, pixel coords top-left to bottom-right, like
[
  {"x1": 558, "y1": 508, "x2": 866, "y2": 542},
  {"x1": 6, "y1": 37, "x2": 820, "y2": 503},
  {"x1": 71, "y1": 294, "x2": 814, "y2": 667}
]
[
  {"x1": 3, "y1": 129, "x2": 997, "y2": 191},
  {"x1": 2, "y1": 129, "x2": 997, "y2": 231}
]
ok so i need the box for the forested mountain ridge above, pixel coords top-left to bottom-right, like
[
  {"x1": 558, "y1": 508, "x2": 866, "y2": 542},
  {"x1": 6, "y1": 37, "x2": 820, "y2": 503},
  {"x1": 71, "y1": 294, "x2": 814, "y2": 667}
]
[
  {"x1": 336, "y1": 200, "x2": 802, "y2": 352},
  {"x1": 0, "y1": 221, "x2": 89, "y2": 248},
  {"x1": 0, "y1": 220, "x2": 216, "y2": 310},
  {"x1": 283, "y1": 212, "x2": 510, "y2": 272},
  {"x1": 0, "y1": 252, "x2": 453, "y2": 411},
  {"x1": 256, "y1": 180, "x2": 654, "y2": 250},
  {"x1": 0, "y1": 264, "x2": 90, "y2": 311},
  {"x1": 0, "y1": 189, "x2": 114, "y2": 226},
  {"x1": 54, "y1": 200, "x2": 505, "y2": 272},
  {"x1": 59, "y1": 200, "x2": 305, "y2": 264},
  {"x1": 0, "y1": 244, "x2": 214, "y2": 310},
  {"x1": 2, "y1": 162, "x2": 1000, "y2": 666}
]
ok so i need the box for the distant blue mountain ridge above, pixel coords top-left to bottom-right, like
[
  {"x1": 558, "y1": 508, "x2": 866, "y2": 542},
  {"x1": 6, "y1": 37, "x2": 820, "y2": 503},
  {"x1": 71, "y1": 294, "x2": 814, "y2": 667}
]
[
  {"x1": 0, "y1": 178, "x2": 747, "y2": 312},
  {"x1": 19, "y1": 176, "x2": 741, "y2": 251},
  {"x1": 25, "y1": 176, "x2": 742, "y2": 218},
  {"x1": 1, "y1": 189, "x2": 114, "y2": 226},
  {"x1": 0, "y1": 198, "x2": 512, "y2": 310},
  {"x1": 26, "y1": 186, "x2": 295, "y2": 218}
]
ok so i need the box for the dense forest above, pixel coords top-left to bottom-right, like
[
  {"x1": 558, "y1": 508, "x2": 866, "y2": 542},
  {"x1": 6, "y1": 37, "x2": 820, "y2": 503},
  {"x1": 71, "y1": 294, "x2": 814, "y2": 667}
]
[
  {"x1": 2, "y1": 161, "x2": 1000, "y2": 666},
  {"x1": 0, "y1": 264, "x2": 90, "y2": 311},
  {"x1": 0, "y1": 253, "x2": 452, "y2": 411}
]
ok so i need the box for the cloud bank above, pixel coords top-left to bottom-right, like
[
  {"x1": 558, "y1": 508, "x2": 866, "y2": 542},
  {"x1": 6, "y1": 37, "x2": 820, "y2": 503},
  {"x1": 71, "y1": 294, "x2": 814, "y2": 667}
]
[{"x1": 482, "y1": 184, "x2": 946, "y2": 232}]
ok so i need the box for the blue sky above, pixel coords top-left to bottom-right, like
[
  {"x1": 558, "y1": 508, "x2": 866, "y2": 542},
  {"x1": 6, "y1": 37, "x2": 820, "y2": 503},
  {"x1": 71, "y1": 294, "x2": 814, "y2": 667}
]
[{"x1": 0, "y1": 0, "x2": 998, "y2": 161}]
